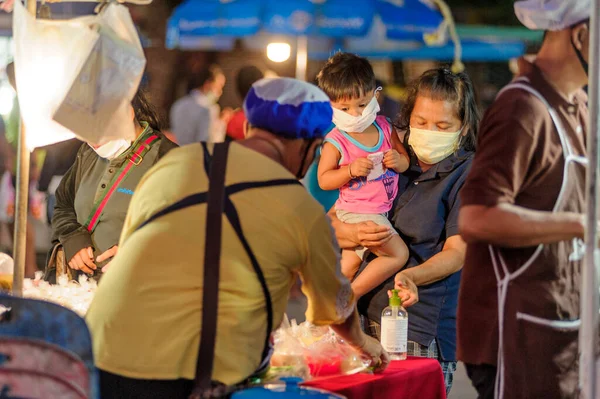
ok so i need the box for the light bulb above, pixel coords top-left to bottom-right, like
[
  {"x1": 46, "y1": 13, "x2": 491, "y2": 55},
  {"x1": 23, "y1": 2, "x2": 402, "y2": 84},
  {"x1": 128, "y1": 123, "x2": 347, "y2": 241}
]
[{"x1": 267, "y1": 42, "x2": 291, "y2": 63}]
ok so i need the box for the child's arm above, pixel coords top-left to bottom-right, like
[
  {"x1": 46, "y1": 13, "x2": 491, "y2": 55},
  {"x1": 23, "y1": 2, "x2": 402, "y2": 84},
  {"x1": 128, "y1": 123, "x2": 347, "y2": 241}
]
[
  {"x1": 383, "y1": 129, "x2": 410, "y2": 173},
  {"x1": 318, "y1": 142, "x2": 372, "y2": 190}
]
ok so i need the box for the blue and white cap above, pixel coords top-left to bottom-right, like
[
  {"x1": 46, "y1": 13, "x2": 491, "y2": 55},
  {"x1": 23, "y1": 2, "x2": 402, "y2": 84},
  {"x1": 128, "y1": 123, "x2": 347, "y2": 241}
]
[
  {"x1": 243, "y1": 77, "x2": 333, "y2": 140},
  {"x1": 515, "y1": 0, "x2": 590, "y2": 31}
]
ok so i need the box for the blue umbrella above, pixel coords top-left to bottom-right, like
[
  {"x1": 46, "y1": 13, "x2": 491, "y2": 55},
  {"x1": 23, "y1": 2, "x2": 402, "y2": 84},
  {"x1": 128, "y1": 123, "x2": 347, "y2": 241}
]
[
  {"x1": 338, "y1": 16, "x2": 526, "y2": 62},
  {"x1": 311, "y1": 40, "x2": 526, "y2": 62},
  {"x1": 166, "y1": 0, "x2": 454, "y2": 80},
  {"x1": 167, "y1": 0, "x2": 444, "y2": 43},
  {"x1": 166, "y1": 0, "x2": 525, "y2": 78}
]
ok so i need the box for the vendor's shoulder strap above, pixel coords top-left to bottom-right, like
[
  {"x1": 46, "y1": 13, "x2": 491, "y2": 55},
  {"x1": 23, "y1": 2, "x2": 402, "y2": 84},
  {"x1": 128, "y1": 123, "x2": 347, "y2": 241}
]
[{"x1": 195, "y1": 141, "x2": 230, "y2": 392}]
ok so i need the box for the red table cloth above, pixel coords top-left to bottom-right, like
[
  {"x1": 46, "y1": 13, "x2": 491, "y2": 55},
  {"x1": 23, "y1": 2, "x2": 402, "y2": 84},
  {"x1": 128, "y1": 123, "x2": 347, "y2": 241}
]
[{"x1": 304, "y1": 357, "x2": 447, "y2": 399}]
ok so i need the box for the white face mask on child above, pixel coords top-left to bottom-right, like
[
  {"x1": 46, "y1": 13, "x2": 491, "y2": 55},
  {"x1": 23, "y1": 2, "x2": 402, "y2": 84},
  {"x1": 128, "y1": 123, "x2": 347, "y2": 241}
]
[{"x1": 332, "y1": 94, "x2": 380, "y2": 133}]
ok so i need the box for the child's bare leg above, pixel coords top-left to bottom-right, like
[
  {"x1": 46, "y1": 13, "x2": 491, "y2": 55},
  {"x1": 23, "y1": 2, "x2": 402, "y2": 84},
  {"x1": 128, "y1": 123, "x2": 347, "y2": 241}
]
[
  {"x1": 341, "y1": 249, "x2": 362, "y2": 282},
  {"x1": 351, "y1": 235, "x2": 408, "y2": 299}
]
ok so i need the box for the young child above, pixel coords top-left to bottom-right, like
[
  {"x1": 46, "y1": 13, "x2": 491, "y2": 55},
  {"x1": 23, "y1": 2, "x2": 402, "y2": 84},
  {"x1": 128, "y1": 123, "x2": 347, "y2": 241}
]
[{"x1": 317, "y1": 53, "x2": 409, "y2": 299}]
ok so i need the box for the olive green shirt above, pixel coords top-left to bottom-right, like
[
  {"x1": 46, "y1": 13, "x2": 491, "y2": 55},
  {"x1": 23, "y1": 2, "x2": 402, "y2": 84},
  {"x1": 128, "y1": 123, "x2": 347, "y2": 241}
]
[{"x1": 52, "y1": 125, "x2": 177, "y2": 275}]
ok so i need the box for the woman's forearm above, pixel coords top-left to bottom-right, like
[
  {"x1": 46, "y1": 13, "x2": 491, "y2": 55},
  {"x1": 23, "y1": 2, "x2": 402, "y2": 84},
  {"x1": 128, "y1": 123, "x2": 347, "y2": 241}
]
[
  {"x1": 400, "y1": 235, "x2": 465, "y2": 286},
  {"x1": 401, "y1": 248, "x2": 463, "y2": 286}
]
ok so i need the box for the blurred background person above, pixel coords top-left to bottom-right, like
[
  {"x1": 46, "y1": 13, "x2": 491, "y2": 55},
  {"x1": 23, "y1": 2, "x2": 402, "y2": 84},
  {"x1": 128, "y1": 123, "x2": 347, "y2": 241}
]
[
  {"x1": 226, "y1": 65, "x2": 264, "y2": 141},
  {"x1": 0, "y1": 61, "x2": 43, "y2": 277},
  {"x1": 169, "y1": 64, "x2": 231, "y2": 145}
]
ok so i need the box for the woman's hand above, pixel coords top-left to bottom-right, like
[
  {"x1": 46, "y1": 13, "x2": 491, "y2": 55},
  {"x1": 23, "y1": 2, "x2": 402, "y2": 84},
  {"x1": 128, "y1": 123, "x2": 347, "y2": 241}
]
[
  {"x1": 353, "y1": 221, "x2": 394, "y2": 248},
  {"x1": 97, "y1": 246, "x2": 118, "y2": 273},
  {"x1": 349, "y1": 157, "x2": 373, "y2": 178},
  {"x1": 68, "y1": 247, "x2": 96, "y2": 275},
  {"x1": 352, "y1": 333, "x2": 390, "y2": 373},
  {"x1": 383, "y1": 150, "x2": 405, "y2": 173},
  {"x1": 389, "y1": 271, "x2": 419, "y2": 307}
]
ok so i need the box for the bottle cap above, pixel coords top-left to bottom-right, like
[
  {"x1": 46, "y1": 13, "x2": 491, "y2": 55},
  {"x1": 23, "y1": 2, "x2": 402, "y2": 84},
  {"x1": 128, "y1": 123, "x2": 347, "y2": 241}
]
[{"x1": 389, "y1": 289, "x2": 401, "y2": 307}]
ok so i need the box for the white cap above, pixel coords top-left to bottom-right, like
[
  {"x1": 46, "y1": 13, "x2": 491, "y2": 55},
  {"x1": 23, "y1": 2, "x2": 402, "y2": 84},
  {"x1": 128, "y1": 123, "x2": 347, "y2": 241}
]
[{"x1": 515, "y1": 0, "x2": 590, "y2": 31}]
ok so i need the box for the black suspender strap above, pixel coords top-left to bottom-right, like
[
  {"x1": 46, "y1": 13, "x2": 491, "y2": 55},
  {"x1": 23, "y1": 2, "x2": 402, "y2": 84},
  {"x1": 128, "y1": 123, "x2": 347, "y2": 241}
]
[
  {"x1": 193, "y1": 142, "x2": 230, "y2": 394},
  {"x1": 135, "y1": 142, "x2": 303, "y2": 396},
  {"x1": 223, "y1": 197, "x2": 274, "y2": 366}
]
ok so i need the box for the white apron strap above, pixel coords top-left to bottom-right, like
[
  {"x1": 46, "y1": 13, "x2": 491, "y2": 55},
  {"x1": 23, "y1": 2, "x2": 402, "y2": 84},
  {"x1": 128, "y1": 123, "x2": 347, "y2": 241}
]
[{"x1": 489, "y1": 78, "x2": 586, "y2": 399}]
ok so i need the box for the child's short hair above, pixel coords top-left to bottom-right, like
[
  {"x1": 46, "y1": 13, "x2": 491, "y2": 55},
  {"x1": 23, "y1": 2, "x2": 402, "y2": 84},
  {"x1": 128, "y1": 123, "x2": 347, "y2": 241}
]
[{"x1": 316, "y1": 52, "x2": 376, "y2": 102}]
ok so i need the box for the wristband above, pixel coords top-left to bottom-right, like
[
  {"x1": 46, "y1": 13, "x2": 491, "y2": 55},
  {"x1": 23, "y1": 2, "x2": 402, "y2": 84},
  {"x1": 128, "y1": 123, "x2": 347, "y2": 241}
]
[{"x1": 348, "y1": 164, "x2": 356, "y2": 179}]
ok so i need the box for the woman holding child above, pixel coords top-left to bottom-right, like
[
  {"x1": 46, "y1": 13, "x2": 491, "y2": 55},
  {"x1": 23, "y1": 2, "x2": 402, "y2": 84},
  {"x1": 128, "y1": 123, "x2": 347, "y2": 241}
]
[{"x1": 319, "y1": 53, "x2": 481, "y2": 395}]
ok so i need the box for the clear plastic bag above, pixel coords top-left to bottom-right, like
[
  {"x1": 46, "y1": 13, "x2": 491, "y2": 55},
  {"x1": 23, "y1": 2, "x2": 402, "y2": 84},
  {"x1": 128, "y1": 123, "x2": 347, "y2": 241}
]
[
  {"x1": 270, "y1": 317, "x2": 368, "y2": 380},
  {"x1": 13, "y1": 0, "x2": 145, "y2": 149}
]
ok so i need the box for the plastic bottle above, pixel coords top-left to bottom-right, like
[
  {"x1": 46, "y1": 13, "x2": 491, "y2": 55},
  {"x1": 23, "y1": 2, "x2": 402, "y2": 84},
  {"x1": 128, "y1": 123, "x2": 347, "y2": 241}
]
[{"x1": 380, "y1": 289, "x2": 408, "y2": 360}]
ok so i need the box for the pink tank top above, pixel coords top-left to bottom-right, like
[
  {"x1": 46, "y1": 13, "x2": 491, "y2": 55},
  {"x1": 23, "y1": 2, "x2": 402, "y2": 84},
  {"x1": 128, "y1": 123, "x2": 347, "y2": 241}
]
[{"x1": 325, "y1": 115, "x2": 399, "y2": 214}]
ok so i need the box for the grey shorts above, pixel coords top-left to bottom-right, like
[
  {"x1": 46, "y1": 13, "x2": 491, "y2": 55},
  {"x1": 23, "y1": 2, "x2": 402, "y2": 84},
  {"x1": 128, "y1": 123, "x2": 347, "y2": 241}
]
[{"x1": 336, "y1": 209, "x2": 397, "y2": 260}]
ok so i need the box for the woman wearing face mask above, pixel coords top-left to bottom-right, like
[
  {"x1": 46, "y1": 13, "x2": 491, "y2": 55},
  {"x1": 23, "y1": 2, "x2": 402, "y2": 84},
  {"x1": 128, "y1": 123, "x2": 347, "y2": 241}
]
[
  {"x1": 329, "y1": 67, "x2": 481, "y2": 395},
  {"x1": 47, "y1": 88, "x2": 178, "y2": 281}
]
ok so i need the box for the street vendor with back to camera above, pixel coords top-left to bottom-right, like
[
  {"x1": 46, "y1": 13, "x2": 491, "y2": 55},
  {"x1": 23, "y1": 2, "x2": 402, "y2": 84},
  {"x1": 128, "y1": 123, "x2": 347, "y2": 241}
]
[{"x1": 87, "y1": 78, "x2": 389, "y2": 398}]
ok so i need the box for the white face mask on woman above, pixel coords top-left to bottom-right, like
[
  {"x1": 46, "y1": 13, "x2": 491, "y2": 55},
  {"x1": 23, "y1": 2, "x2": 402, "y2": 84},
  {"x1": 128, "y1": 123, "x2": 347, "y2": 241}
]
[
  {"x1": 89, "y1": 139, "x2": 131, "y2": 160},
  {"x1": 332, "y1": 95, "x2": 380, "y2": 133},
  {"x1": 408, "y1": 126, "x2": 462, "y2": 165}
]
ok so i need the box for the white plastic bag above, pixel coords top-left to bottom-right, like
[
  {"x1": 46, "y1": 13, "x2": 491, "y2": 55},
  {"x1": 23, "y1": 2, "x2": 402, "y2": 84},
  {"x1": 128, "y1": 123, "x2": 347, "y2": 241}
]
[
  {"x1": 13, "y1": 0, "x2": 145, "y2": 149},
  {"x1": 53, "y1": 4, "x2": 146, "y2": 146}
]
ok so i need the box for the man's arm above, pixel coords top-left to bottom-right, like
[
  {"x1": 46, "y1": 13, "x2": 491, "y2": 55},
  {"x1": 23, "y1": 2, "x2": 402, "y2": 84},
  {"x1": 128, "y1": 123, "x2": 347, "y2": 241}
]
[
  {"x1": 329, "y1": 308, "x2": 389, "y2": 371},
  {"x1": 299, "y1": 213, "x2": 389, "y2": 371},
  {"x1": 457, "y1": 90, "x2": 583, "y2": 248},
  {"x1": 459, "y1": 203, "x2": 584, "y2": 247}
]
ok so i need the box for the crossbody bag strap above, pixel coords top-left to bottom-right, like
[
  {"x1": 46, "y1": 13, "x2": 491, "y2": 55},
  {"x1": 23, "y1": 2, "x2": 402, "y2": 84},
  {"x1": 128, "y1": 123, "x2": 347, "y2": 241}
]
[
  {"x1": 85, "y1": 132, "x2": 159, "y2": 233},
  {"x1": 193, "y1": 141, "x2": 230, "y2": 394}
]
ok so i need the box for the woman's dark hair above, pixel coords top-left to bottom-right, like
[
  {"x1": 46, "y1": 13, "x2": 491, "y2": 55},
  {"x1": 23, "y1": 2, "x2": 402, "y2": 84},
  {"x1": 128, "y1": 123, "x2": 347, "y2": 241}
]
[
  {"x1": 236, "y1": 65, "x2": 264, "y2": 99},
  {"x1": 316, "y1": 52, "x2": 376, "y2": 102},
  {"x1": 397, "y1": 67, "x2": 480, "y2": 152},
  {"x1": 132, "y1": 87, "x2": 163, "y2": 132}
]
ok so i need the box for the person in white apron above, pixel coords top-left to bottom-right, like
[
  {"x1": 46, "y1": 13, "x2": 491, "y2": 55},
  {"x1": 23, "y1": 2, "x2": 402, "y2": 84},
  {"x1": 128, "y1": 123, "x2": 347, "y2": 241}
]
[{"x1": 456, "y1": 1, "x2": 592, "y2": 398}]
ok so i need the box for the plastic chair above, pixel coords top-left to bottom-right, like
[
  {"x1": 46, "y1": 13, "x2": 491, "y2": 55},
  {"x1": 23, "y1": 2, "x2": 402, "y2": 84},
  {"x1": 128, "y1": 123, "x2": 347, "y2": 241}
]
[{"x1": 0, "y1": 294, "x2": 98, "y2": 398}]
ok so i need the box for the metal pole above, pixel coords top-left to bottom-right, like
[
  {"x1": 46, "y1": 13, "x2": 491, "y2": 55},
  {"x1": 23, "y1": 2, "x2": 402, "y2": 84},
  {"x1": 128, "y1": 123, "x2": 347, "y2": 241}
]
[
  {"x1": 295, "y1": 35, "x2": 308, "y2": 81},
  {"x1": 580, "y1": 0, "x2": 600, "y2": 397},
  {"x1": 12, "y1": 0, "x2": 37, "y2": 295}
]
